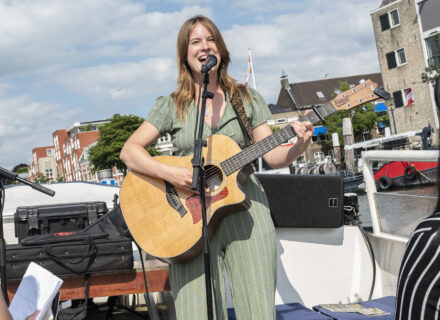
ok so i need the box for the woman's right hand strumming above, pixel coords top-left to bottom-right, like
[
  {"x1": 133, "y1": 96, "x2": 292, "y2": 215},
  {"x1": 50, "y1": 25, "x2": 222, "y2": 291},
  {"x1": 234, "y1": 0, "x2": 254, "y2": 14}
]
[{"x1": 163, "y1": 165, "x2": 196, "y2": 192}]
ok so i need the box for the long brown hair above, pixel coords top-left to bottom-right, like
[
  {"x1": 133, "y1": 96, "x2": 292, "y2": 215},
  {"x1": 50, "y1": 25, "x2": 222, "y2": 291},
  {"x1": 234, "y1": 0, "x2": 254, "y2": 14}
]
[{"x1": 171, "y1": 15, "x2": 250, "y2": 120}]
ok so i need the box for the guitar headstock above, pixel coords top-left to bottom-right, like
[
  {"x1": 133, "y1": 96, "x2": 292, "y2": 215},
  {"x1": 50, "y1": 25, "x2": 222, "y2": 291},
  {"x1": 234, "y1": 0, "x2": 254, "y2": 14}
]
[{"x1": 330, "y1": 79, "x2": 390, "y2": 111}]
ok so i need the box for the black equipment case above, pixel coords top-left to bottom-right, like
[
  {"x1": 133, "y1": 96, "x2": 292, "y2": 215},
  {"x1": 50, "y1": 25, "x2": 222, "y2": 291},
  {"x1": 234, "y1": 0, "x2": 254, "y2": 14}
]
[
  {"x1": 6, "y1": 235, "x2": 133, "y2": 280},
  {"x1": 14, "y1": 202, "x2": 108, "y2": 243}
]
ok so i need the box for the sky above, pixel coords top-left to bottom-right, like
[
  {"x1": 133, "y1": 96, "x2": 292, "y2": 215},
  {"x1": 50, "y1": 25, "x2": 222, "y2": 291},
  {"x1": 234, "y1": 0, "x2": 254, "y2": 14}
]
[{"x1": 0, "y1": 0, "x2": 383, "y2": 170}]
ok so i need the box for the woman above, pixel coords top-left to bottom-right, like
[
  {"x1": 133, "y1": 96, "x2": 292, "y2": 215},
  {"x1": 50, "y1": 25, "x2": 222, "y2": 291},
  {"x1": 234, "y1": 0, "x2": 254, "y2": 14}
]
[{"x1": 120, "y1": 15, "x2": 313, "y2": 320}]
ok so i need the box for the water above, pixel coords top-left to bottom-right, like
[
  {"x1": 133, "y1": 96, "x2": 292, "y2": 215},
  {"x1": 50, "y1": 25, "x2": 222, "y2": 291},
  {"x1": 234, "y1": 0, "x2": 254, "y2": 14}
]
[{"x1": 357, "y1": 186, "x2": 437, "y2": 237}]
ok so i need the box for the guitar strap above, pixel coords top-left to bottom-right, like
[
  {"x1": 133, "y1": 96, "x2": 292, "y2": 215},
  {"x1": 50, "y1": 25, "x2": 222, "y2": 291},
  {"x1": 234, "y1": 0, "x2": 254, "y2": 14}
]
[{"x1": 230, "y1": 93, "x2": 253, "y2": 147}]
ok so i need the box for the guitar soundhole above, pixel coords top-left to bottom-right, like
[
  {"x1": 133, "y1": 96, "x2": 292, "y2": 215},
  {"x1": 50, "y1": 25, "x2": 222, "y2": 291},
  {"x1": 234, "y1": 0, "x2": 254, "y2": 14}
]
[{"x1": 204, "y1": 165, "x2": 224, "y2": 193}]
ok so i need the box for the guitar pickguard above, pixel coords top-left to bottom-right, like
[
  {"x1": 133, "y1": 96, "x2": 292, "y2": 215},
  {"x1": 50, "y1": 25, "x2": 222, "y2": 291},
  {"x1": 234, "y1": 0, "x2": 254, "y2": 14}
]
[{"x1": 185, "y1": 187, "x2": 229, "y2": 224}]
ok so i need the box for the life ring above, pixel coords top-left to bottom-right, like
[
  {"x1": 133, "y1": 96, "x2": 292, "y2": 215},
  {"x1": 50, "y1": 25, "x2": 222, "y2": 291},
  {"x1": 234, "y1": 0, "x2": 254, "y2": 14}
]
[
  {"x1": 404, "y1": 166, "x2": 416, "y2": 180},
  {"x1": 379, "y1": 175, "x2": 392, "y2": 190}
]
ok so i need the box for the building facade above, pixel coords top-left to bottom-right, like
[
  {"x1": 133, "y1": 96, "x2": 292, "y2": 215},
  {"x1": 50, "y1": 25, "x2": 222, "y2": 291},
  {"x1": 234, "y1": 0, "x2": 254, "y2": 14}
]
[
  {"x1": 271, "y1": 72, "x2": 385, "y2": 162},
  {"x1": 371, "y1": 0, "x2": 440, "y2": 146},
  {"x1": 28, "y1": 146, "x2": 58, "y2": 182}
]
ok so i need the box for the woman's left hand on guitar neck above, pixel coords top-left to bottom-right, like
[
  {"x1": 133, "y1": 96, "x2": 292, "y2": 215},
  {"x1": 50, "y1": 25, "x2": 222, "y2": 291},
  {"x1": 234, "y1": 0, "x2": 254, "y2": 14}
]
[{"x1": 253, "y1": 118, "x2": 313, "y2": 169}]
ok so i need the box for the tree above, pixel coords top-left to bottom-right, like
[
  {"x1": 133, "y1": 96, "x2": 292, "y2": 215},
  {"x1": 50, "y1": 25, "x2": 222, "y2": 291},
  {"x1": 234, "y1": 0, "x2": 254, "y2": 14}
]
[
  {"x1": 88, "y1": 114, "x2": 160, "y2": 176},
  {"x1": 323, "y1": 81, "x2": 389, "y2": 147},
  {"x1": 80, "y1": 123, "x2": 93, "y2": 132},
  {"x1": 35, "y1": 174, "x2": 50, "y2": 183},
  {"x1": 270, "y1": 125, "x2": 280, "y2": 133},
  {"x1": 12, "y1": 163, "x2": 28, "y2": 174}
]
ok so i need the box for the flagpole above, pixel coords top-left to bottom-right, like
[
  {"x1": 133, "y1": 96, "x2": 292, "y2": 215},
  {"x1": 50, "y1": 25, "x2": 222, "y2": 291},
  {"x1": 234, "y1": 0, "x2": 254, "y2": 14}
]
[{"x1": 248, "y1": 49, "x2": 257, "y2": 90}]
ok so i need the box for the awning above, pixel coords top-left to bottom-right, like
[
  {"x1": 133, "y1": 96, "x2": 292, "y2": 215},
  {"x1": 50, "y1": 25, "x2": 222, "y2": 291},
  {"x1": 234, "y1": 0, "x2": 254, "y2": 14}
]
[
  {"x1": 378, "y1": 122, "x2": 385, "y2": 128},
  {"x1": 374, "y1": 102, "x2": 387, "y2": 112},
  {"x1": 313, "y1": 126, "x2": 328, "y2": 136}
]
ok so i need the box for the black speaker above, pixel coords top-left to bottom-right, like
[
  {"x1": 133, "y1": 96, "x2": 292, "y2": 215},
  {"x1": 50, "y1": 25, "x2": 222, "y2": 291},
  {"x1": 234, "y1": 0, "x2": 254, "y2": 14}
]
[{"x1": 255, "y1": 174, "x2": 344, "y2": 228}]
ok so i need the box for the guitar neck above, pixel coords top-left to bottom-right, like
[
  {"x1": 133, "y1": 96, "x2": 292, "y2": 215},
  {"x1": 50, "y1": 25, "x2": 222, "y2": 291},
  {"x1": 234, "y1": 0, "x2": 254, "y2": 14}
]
[{"x1": 221, "y1": 102, "x2": 337, "y2": 176}]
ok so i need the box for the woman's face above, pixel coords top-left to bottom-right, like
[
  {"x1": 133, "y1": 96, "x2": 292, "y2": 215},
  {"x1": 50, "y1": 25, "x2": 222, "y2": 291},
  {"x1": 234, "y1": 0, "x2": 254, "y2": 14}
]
[{"x1": 187, "y1": 23, "x2": 220, "y2": 78}]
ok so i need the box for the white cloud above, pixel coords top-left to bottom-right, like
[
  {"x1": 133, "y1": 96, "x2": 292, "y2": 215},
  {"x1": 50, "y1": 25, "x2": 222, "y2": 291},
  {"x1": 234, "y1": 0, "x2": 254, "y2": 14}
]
[
  {"x1": 0, "y1": 95, "x2": 81, "y2": 168},
  {"x1": 0, "y1": 0, "x2": 385, "y2": 169},
  {"x1": 0, "y1": 82, "x2": 13, "y2": 94},
  {"x1": 0, "y1": 1, "x2": 211, "y2": 75},
  {"x1": 224, "y1": 0, "x2": 381, "y2": 102},
  {"x1": 57, "y1": 57, "x2": 176, "y2": 102}
]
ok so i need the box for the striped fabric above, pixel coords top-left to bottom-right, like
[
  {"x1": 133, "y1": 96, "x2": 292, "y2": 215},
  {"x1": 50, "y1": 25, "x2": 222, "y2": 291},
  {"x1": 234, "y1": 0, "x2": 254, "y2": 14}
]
[
  {"x1": 146, "y1": 89, "x2": 277, "y2": 319},
  {"x1": 395, "y1": 212, "x2": 440, "y2": 320}
]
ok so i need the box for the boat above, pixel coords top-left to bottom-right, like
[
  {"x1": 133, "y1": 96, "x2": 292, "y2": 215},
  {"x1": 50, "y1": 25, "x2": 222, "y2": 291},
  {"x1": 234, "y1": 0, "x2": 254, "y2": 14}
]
[
  {"x1": 375, "y1": 160, "x2": 438, "y2": 191},
  {"x1": 2, "y1": 149, "x2": 438, "y2": 319}
]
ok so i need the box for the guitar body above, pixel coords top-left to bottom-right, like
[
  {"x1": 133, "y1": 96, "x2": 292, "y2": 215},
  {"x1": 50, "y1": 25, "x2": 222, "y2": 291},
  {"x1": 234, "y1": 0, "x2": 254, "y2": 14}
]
[{"x1": 120, "y1": 134, "x2": 251, "y2": 263}]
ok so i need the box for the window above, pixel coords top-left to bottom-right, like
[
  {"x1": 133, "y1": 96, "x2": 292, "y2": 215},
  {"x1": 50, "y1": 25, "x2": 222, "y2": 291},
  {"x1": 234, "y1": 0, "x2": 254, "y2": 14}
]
[
  {"x1": 379, "y1": 9, "x2": 400, "y2": 31},
  {"x1": 389, "y1": 9, "x2": 400, "y2": 27},
  {"x1": 393, "y1": 90, "x2": 404, "y2": 108},
  {"x1": 386, "y1": 49, "x2": 406, "y2": 69},
  {"x1": 392, "y1": 88, "x2": 411, "y2": 108},
  {"x1": 396, "y1": 48, "x2": 407, "y2": 65},
  {"x1": 377, "y1": 122, "x2": 385, "y2": 135},
  {"x1": 316, "y1": 91, "x2": 325, "y2": 99},
  {"x1": 379, "y1": 13, "x2": 390, "y2": 31},
  {"x1": 426, "y1": 34, "x2": 440, "y2": 68},
  {"x1": 386, "y1": 52, "x2": 397, "y2": 69},
  {"x1": 45, "y1": 168, "x2": 53, "y2": 178},
  {"x1": 46, "y1": 149, "x2": 53, "y2": 156}
]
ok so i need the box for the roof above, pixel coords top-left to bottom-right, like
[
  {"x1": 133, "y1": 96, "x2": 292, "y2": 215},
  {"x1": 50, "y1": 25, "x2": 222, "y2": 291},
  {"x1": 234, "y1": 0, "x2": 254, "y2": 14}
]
[
  {"x1": 276, "y1": 73, "x2": 383, "y2": 109},
  {"x1": 268, "y1": 103, "x2": 296, "y2": 115},
  {"x1": 380, "y1": 0, "x2": 397, "y2": 7}
]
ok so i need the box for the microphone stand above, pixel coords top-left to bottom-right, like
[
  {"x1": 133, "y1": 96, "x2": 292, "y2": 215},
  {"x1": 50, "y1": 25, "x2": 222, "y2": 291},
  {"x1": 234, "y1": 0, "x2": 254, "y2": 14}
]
[
  {"x1": 0, "y1": 167, "x2": 55, "y2": 304},
  {"x1": 191, "y1": 71, "x2": 214, "y2": 320}
]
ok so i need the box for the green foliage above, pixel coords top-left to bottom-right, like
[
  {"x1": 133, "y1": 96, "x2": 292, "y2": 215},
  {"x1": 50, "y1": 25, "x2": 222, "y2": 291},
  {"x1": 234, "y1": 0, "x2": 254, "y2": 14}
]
[
  {"x1": 80, "y1": 123, "x2": 93, "y2": 132},
  {"x1": 270, "y1": 125, "x2": 280, "y2": 133},
  {"x1": 35, "y1": 174, "x2": 50, "y2": 183},
  {"x1": 88, "y1": 114, "x2": 160, "y2": 176},
  {"x1": 324, "y1": 81, "x2": 389, "y2": 147},
  {"x1": 12, "y1": 163, "x2": 28, "y2": 174},
  {"x1": 56, "y1": 176, "x2": 64, "y2": 182}
]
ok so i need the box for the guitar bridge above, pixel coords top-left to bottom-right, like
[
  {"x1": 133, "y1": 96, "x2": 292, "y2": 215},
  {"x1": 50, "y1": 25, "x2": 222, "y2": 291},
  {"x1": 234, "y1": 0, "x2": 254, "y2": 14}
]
[{"x1": 165, "y1": 181, "x2": 187, "y2": 218}]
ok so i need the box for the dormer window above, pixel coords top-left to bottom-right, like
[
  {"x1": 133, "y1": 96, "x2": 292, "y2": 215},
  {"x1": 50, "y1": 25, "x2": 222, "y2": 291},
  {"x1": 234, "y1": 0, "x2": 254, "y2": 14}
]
[{"x1": 316, "y1": 91, "x2": 325, "y2": 99}]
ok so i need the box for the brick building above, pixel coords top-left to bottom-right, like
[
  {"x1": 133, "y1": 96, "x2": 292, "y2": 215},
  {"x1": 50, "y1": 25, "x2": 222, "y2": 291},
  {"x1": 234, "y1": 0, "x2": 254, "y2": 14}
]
[
  {"x1": 28, "y1": 146, "x2": 57, "y2": 182},
  {"x1": 371, "y1": 0, "x2": 440, "y2": 146}
]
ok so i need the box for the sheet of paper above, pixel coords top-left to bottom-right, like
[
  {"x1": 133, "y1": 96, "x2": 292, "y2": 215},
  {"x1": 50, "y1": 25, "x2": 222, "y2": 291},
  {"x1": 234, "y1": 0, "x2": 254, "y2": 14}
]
[{"x1": 9, "y1": 262, "x2": 63, "y2": 320}]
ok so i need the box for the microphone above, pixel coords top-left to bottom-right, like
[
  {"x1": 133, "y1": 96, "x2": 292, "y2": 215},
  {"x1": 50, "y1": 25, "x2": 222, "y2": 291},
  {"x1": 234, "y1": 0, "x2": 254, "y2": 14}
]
[{"x1": 201, "y1": 55, "x2": 218, "y2": 73}]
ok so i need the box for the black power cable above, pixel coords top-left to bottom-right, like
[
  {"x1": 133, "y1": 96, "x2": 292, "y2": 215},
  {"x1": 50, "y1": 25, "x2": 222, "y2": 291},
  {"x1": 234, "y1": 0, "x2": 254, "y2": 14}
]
[{"x1": 358, "y1": 225, "x2": 377, "y2": 301}]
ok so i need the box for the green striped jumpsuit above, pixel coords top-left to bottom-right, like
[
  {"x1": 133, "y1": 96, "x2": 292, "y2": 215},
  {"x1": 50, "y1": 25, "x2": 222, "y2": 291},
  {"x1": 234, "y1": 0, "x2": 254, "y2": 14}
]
[{"x1": 145, "y1": 88, "x2": 277, "y2": 320}]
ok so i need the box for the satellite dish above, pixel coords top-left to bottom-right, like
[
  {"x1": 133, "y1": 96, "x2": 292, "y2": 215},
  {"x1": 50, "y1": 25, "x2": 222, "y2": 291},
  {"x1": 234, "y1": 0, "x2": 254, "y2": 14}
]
[{"x1": 359, "y1": 79, "x2": 366, "y2": 84}]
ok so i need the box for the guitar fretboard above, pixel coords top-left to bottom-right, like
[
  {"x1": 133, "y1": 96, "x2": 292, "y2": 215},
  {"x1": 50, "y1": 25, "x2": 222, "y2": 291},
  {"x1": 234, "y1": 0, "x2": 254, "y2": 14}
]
[{"x1": 220, "y1": 102, "x2": 336, "y2": 176}]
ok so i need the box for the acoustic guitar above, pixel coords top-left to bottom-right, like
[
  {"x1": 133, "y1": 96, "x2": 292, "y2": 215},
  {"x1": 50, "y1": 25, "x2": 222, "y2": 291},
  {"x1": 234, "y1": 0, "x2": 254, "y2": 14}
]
[{"x1": 120, "y1": 79, "x2": 389, "y2": 263}]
